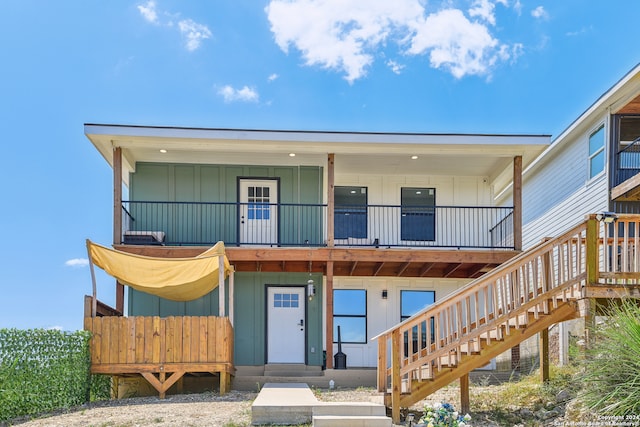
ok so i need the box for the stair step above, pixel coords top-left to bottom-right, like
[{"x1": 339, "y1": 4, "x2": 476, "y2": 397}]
[
  {"x1": 313, "y1": 415, "x2": 392, "y2": 427},
  {"x1": 313, "y1": 402, "x2": 386, "y2": 417}
]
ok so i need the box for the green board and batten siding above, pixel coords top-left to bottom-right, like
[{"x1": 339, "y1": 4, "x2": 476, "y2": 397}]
[{"x1": 127, "y1": 162, "x2": 324, "y2": 366}]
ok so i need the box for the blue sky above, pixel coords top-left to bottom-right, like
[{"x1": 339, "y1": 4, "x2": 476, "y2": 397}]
[{"x1": 1, "y1": 0, "x2": 640, "y2": 332}]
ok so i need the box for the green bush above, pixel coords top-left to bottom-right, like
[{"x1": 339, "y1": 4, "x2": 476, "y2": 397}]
[
  {"x1": 0, "y1": 328, "x2": 108, "y2": 423},
  {"x1": 580, "y1": 300, "x2": 640, "y2": 416}
]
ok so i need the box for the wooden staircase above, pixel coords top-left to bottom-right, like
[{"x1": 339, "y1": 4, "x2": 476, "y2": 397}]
[{"x1": 375, "y1": 214, "x2": 640, "y2": 423}]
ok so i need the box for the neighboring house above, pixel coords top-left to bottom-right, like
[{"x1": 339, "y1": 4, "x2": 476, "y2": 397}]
[
  {"x1": 498, "y1": 62, "x2": 640, "y2": 247},
  {"x1": 84, "y1": 125, "x2": 549, "y2": 375},
  {"x1": 496, "y1": 62, "x2": 640, "y2": 365}
]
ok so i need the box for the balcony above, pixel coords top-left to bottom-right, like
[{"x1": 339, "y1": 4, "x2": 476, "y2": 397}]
[{"x1": 122, "y1": 201, "x2": 514, "y2": 250}]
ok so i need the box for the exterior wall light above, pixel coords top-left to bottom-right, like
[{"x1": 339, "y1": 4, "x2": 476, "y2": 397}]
[
  {"x1": 307, "y1": 279, "x2": 316, "y2": 300},
  {"x1": 595, "y1": 212, "x2": 618, "y2": 223},
  {"x1": 382, "y1": 289, "x2": 388, "y2": 299}
]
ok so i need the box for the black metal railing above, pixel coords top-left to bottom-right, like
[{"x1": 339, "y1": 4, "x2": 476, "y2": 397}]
[
  {"x1": 615, "y1": 136, "x2": 640, "y2": 186},
  {"x1": 121, "y1": 201, "x2": 514, "y2": 249}
]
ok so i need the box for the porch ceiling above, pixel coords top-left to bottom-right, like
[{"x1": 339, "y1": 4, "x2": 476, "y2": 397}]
[
  {"x1": 86, "y1": 124, "x2": 550, "y2": 186},
  {"x1": 114, "y1": 245, "x2": 518, "y2": 280}
]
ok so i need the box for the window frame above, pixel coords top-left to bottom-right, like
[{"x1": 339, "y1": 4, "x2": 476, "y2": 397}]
[
  {"x1": 400, "y1": 187, "x2": 436, "y2": 241},
  {"x1": 588, "y1": 124, "x2": 606, "y2": 179},
  {"x1": 334, "y1": 186, "x2": 368, "y2": 239},
  {"x1": 333, "y1": 289, "x2": 367, "y2": 344}
]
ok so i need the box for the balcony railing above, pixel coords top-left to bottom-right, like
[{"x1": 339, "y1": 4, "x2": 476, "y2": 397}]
[
  {"x1": 122, "y1": 201, "x2": 514, "y2": 249},
  {"x1": 615, "y1": 136, "x2": 640, "y2": 186}
]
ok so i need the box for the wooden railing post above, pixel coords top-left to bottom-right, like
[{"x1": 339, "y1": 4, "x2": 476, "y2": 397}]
[
  {"x1": 584, "y1": 215, "x2": 599, "y2": 345},
  {"x1": 585, "y1": 215, "x2": 599, "y2": 289},
  {"x1": 391, "y1": 329, "x2": 401, "y2": 424}
]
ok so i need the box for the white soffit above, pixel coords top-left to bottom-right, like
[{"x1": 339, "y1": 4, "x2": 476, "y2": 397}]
[{"x1": 85, "y1": 124, "x2": 550, "y2": 179}]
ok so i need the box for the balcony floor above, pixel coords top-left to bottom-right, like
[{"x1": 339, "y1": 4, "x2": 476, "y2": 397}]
[{"x1": 114, "y1": 245, "x2": 518, "y2": 279}]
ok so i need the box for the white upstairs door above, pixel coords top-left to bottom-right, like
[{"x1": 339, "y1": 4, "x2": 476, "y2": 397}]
[
  {"x1": 267, "y1": 287, "x2": 306, "y2": 364},
  {"x1": 239, "y1": 179, "x2": 278, "y2": 245}
]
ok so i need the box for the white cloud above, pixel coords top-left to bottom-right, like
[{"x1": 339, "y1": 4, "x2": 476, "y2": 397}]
[
  {"x1": 65, "y1": 258, "x2": 89, "y2": 268},
  {"x1": 408, "y1": 8, "x2": 508, "y2": 79},
  {"x1": 531, "y1": 6, "x2": 549, "y2": 20},
  {"x1": 268, "y1": 73, "x2": 279, "y2": 82},
  {"x1": 469, "y1": 0, "x2": 496, "y2": 25},
  {"x1": 386, "y1": 60, "x2": 405, "y2": 74},
  {"x1": 266, "y1": 0, "x2": 425, "y2": 83},
  {"x1": 137, "y1": 0, "x2": 159, "y2": 24},
  {"x1": 266, "y1": 0, "x2": 521, "y2": 82},
  {"x1": 512, "y1": 0, "x2": 523, "y2": 15},
  {"x1": 138, "y1": 3, "x2": 211, "y2": 51},
  {"x1": 218, "y1": 85, "x2": 260, "y2": 103},
  {"x1": 178, "y1": 19, "x2": 212, "y2": 51}
]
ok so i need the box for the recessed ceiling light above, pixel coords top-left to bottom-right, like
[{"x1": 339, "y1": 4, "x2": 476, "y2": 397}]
[
  {"x1": 350, "y1": 190, "x2": 357, "y2": 194},
  {"x1": 159, "y1": 149, "x2": 167, "y2": 153},
  {"x1": 289, "y1": 153, "x2": 296, "y2": 157},
  {"x1": 416, "y1": 191, "x2": 422, "y2": 194},
  {"x1": 411, "y1": 155, "x2": 418, "y2": 160}
]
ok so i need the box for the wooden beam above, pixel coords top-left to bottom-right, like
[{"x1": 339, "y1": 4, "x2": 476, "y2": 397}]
[
  {"x1": 539, "y1": 327, "x2": 549, "y2": 383},
  {"x1": 394, "y1": 262, "x2": 409, "y2": 276},
  {"x1": 373, "y1": 262, "x2": 385, "y2": 276},
  {"x1": 325, "y1": 261, "x2": 334, "y2": 369},
  {"x1": 113, "y1": 147, "x2": 123, "y2": 245},
  {"x1": 113, "y1": 147, "x2": 124, "y2": 313},
  {"x1": 120, "y1": 246, "x2": 517, "y2": 265},
  {"x1": 611, "y1": 173, "x2": 640, "y2": 201},
  {"x1": 391, "y1": 329, "x2": 401, "y2": 424},
  {"x1": 443, "y1": 263, "x2": 463, "y2": 278},
  {"x1": 327, "y1": 154, "x2": 335, "y2": 247},
  {"x1": 350, "y1": 261, "x2": 358, "y2": 276},
  {"x1": 513, "y1": 155, "x2": 522, "y2": 251},
  {"x1": 419, "y1": 262, "x2": 435, "y2": 277}
]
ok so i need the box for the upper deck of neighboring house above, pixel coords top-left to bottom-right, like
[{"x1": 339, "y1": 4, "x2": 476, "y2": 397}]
[{"x1": 85, "y1": 125, "x2": 549, "y2": 292}]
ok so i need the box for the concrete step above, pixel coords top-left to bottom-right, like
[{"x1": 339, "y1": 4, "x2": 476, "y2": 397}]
[
  {"x1": 264, "y1": 363, "x2": 324, "y2": 377},
  {"x1": 313, "y1": 415, "x2": 392, "y2": 427},
  {"x1": 252, "y1": 383, "x2": 317, "y2": 425},
  {"x1": 251, "y1": 382, "x2": 389, "y2": 426},
  {"x1": 313, "y1": 401, "x2": 386, "y2": 417}
]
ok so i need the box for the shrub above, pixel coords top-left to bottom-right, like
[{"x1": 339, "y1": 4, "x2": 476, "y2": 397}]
[
  {"x1": 580, "y1": 299, "x2": 640, "y2": 416},
  {"x1": 0, "y1": 328, "x2": 107, "y2": 423}
]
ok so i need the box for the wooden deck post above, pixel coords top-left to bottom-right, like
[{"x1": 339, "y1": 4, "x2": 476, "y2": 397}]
[
  {"x1": 460, "y1": 373, "x2": 470, "y2": 414},
  {"x1": 539, "y1": 327, "x2": 549, "y2": 383},
  {"x1": 513, "y1": 155, "x2": 523, "y2": 251},
  {"x1": 584, "y1": 215, "x2": 599, "y2": 345},
  {"x1": 113, "y1": 146, "x2": 125, "y2": 314},
  {"x1": 327, "y1": 153, "x2": 335, "y2": 247},
  {"x1": 391, "y1": 328, "x2": 401, "y2": 424},
  {"x1": 325, "y1": 261, "x2": 334, "y2": 369}
]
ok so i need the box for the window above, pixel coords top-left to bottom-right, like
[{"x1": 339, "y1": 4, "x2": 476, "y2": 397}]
[
  {"x1": 335, "y1": 186, "x2": 367, "y2": 239},
  {"x1": 589, "y1": 125, "x2": 605, "y2": 179},
  {"x1": 401, "y1": 290, "x2": 436, "y2": 353},
  {"x1": 401, "y1": 290, "x2": 436, "y2": 321},
  {"x1": 333, "y1": 289, "x2": 367, "y2": 344},
  {"x1": 247, "y1": 186, "x2": 271, "y2": 220},
  {"x1": 273, "y1": 293, "x2": 299, "y2": 308},
  {"x1": 401, "y1": 187, "x2": 435, "y2": 241}
]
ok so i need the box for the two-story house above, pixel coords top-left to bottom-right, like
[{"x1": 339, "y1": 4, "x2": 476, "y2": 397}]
[{"x1": 84, "y1": 125, "x2": 549, "y2": 392}]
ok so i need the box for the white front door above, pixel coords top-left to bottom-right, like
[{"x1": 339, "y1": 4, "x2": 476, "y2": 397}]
[
  {"x1": 267, "y1": 287, "x2": 306, "y2": 363},
  {"x1": 239, "y1": 179, "x2": 278, "y2": 245}
]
